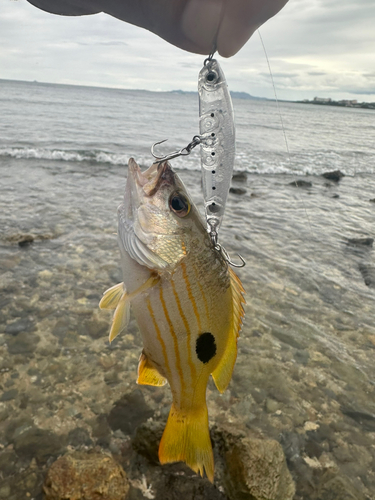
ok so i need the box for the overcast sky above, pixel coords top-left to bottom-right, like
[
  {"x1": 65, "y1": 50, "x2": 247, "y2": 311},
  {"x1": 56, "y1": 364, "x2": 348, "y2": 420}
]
[{"x1": 1, "y1": 0, "x2": 375, "y2": 101}]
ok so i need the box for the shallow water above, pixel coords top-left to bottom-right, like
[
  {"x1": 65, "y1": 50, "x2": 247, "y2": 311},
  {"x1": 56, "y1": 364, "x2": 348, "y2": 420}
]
[{"x1": 0, "y1": 79, "x2": 375, "y2": 499}]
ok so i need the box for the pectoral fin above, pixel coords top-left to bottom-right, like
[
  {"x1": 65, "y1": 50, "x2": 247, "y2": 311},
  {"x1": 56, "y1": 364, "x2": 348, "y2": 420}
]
[
  {"x1": 137, "y1": 351, "x2": 167, "y2": 386},
  {"x1": 212, "y1": 268, "x2": 245, "y2": 393},
  {"x1": 105, "y1": 274, "x2": 161, "y2": 343},
  {"x1": 99, "y1": 282, "x2": 124, "y2": 310}
]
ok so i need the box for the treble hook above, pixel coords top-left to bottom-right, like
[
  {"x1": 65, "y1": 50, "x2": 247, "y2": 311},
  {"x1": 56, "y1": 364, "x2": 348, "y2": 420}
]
[
  {"x1": 210, "y1": 229, "x2": 246, "y2": 268},
  {"x1": 151, "y1": 136, "x2": 201, "y2": 163}
]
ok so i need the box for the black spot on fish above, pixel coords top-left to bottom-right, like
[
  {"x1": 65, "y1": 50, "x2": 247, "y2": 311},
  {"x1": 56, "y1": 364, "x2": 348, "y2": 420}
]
[{"x1": 196, "y1": 332, "x2": 216, "y2": 364}]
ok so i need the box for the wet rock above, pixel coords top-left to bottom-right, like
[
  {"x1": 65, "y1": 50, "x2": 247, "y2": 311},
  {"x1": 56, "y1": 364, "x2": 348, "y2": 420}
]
[
  {"x1": 346, "y1": 237, "x2": 373, "y2": 247},
  {"x1": 232, "y1": 172, "x2": 248, "y2": 182},
  {"x1": 84, "y1": 317, "x2": 109, "y2": 340},
  {"x1": 358, "y1": 263, "x2": 375, "y2": 287},
  {"x1": 289, "y1": 180, "x2": 312, "y2": 188},
  {"x1": 219, "y1": 428, "x2": 295, "y2": 500},
  {"x1": 6, "y1": 331, "x2": 40, "y2": 354},
  {"x1": 18, "y1": 235, "x2": 35, "y2": 247},
  {"x1": 341, "y1": 408, "x2": 375, "y2": 432},
  {"x1": 332, "y1": 194, "x2": 339, "y2": 199},
  {"x1": 5, "y1": 317, "x2": 36, "y2": 336},
  {"x1": 0, "y1": 388, "x2": 18, "y2": 401},
  {"x1": 132, "y1": 419, "x2": 165, "y2": 464},
  {"x1": 229, "y1": 187, "x2": 247, "y2": 195},
  {"x1": 153, "y1": 472, "x2": 227, "y2": 500},
  {"x1": 370, "y1": 198, "x2": 375, "y2": 203},
  {"x1": 43, "y1": 451, "x2": 129, "y2": 500},
  {"x1": 67, "y1": 428, "x2": 93, "y2": 447},
  {"x1": 108, "y1": 389, "x2": 154, "y2": 435},
  {"x1": 317, "y1": 473, "x2": 366, "y2": 500},
  {"x1": 321, "y1": 170, "x2": 345, "y2": 182},
  {"x1": 13, "y1": 426, "x2": 65, "y2": 463}
]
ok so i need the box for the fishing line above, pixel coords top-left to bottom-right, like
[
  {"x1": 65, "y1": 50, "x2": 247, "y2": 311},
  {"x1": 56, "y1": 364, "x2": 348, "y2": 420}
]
[{"x1": 257, "y1": 29, "x2": 316, "y2": 243}]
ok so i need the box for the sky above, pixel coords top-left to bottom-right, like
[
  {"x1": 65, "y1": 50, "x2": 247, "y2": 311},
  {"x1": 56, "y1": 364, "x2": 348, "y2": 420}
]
[{"x1": 1, "y1": 0, "x2": 375, "y2": 101}]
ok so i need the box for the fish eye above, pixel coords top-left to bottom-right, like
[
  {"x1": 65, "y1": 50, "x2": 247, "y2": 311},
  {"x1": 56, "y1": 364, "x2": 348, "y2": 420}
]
[{"x1": 169, "y1": 192, "x2": 191, "y2": 217}]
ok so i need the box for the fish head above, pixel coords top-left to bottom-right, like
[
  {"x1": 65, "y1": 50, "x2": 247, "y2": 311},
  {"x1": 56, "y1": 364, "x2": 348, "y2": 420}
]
[{"x1": 118, "y1": 158, "x2": 206, "y2": 272}]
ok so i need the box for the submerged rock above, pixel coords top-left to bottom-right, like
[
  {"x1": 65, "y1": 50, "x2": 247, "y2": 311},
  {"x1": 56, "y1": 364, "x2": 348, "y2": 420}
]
[
  {"x1": 321, "y1": 170, "x2": 345, "y2": 182},
  {"x1": 358, "y1": 263, "x2": 375, "y2": 288},
  {"x1": 43, "y1": 451, "x2": 129, "y2": 500},
  {"x1": 229, "y1": 187, "x2": 247, "y2": 195},
  {"x1": 107, "y1": 389, "x2": 154, "y2": 435},
  {"x1": 217, "y1": 427, "x2": 295, "y2": 500},
  {"x1": 232, "y1": 172, "x2": 248, "y2": 182},
  {"x1": 346, "y1": 237, "x2": 373, "y2": 247},
  {"x1": 289, "y1": 180, "x2": 312, "y2": 188}
]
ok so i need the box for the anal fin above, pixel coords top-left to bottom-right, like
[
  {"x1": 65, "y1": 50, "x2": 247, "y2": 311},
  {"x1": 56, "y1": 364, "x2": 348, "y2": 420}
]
[{"x1": 137, "y1": 351, "x2": 167, "y2": 387}]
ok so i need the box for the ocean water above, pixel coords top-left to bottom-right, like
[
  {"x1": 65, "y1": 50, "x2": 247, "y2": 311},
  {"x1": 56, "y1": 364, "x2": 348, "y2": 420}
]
[{"x1": 0, "y1": 78, "x2": 375, "y2": 499}]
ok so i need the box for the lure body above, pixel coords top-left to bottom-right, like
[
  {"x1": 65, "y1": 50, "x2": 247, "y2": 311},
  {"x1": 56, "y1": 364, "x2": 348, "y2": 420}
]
[{"x1": 198, "y1": 59, "x2": 235, "y2": 235}]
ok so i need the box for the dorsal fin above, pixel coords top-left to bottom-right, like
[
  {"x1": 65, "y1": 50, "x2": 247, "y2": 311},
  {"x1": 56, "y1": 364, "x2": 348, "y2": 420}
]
[{"x1": 211, "y1": 268, "x2": 245, "y2": 393}]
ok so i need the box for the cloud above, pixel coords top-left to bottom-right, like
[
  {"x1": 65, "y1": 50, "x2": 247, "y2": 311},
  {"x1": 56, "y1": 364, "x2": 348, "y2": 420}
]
[{"x1": 1, "y1": 0, "x2": 375, "y2": 101}]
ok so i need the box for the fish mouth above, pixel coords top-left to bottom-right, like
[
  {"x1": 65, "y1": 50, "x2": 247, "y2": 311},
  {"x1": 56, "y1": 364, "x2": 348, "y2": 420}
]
[
  {"x1": 123, "y1": 159, "x2": 176, "y2": 220},
  {"x1": 127, "y1": 159, "x2": 175, "y2": 193}
]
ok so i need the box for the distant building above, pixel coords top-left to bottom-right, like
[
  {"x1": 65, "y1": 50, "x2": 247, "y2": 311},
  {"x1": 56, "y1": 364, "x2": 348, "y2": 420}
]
[
  {"x1": 313, "y1": 97, "x2": 332, "y2": 103},
  {"x1": 338, "y1": 99, "x2": 358, "y2": 106}
]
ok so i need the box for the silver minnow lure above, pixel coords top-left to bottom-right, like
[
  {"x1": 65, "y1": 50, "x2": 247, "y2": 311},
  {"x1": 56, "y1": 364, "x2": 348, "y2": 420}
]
[{"x1": 198, "y1": 58, "x2": 235, "y2": 236}]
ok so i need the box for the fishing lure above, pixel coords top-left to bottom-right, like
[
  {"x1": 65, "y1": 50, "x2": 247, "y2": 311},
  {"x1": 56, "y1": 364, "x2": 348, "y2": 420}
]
[
  {"x1": 198, "y1": 57, "x2": 235, "y2": 240},
  {"x1": 151, "y1": 56, "x2": 244, "y2": 267}
]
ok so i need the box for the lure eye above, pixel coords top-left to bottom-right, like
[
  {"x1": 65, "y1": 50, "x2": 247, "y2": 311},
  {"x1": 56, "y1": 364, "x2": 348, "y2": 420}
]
[
  {"x1": 169, "y1": 192, "x2": 191, "y2": 217},
  {"x1": 206, "y1": 70, "x2": 218, "y2": 84}
]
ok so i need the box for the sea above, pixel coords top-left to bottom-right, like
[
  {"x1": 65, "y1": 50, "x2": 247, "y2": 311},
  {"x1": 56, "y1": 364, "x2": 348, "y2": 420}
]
[{"x1": 0, "y1": 78, "x2": 374, "y2": 499}]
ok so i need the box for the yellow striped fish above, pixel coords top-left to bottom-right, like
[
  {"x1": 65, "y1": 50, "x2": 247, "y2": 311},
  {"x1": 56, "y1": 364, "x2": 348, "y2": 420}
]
[{"x1": 100, "y1": 159, "x2": 245, "y2": 482}]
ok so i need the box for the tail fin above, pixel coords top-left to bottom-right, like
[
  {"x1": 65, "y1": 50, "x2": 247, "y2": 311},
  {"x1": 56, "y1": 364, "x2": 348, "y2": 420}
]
[{"x1": 158, "y1": 403, "x2": 214, "y2": 482}]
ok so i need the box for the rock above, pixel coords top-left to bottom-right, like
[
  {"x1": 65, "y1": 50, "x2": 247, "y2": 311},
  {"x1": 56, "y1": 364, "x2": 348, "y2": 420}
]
[
  {"x1": 317, "y1": 473, "x2": 366, "y2": 500},
  {"x1": 0, "y1": 389, "x2": 18, "y2": 402},
  {"x1": 13, "y1": 426, "x2": 65, "y2": 463},
  {"x1": 232, "y1": 172, "x2": 248, "y2": 182},
  {"x1": 18, "y1": 235, "x2": 35, "y2": 247},
  {"x1": 5, "y1": 318, "x2": 36, "y2": 336},
  {"x1": 370, "y1": 198, "x2": 375, "y2": 203},
  {"x1": 358, "y1": 263, "x2": 375, "y2": 288},
  {"x1": 132, "y1": 420, "x2": 165, "y2": 464},
  {"x1": 67, "y1": 428, "x2": 93, "y2": 447},
  {"x1": 221, "y1": 430, "x2": 295, "y2": 500},
  {"x1": 332, "y1": 194, "x2": 339, "y2": 199},
  {"x1": 341, "y1": 408, "x2": 375, "y2": 432},
  {"x1": 107, "y1": 389, "x2": 154, "y2": 435},
  {"x1": 6, "y1": 332, "x2": 40, "y2": 354},
  {"x1": 346, "y1": 237, "x2": 373, "y2": 247},
  {"x1": 289, "y1": 180, "x2": 312, "y2": 188},
  {"x1": 43, "y1": 451, "x2": 129, "y2": 500},
  {"x1": 84, "y1": 316, "x2": 110, "y2": 340},
  {"x1": 321, "y1": 170, "x2": 345, "y2": 182},
  {"x1": 229, "y1": 187, "x2": 247, "y2": 195}
]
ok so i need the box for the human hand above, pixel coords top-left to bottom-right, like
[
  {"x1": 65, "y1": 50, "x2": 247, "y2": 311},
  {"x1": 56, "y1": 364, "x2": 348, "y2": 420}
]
[{"x1": 26, "y1": 0, "x2": 289, "y2": 57}]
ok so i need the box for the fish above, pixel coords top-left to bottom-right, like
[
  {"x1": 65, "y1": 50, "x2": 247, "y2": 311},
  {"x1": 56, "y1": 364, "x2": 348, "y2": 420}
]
[{"x1": 100, "y1": 158, "x2": 245, "y2": 481}]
